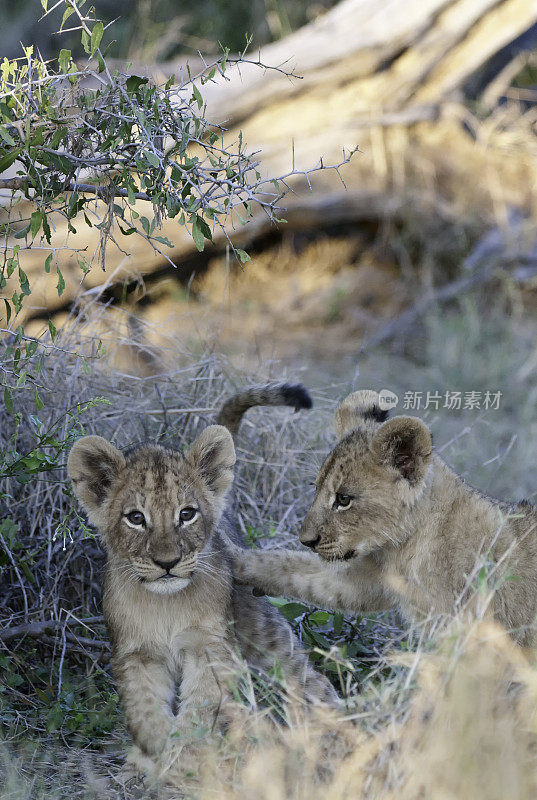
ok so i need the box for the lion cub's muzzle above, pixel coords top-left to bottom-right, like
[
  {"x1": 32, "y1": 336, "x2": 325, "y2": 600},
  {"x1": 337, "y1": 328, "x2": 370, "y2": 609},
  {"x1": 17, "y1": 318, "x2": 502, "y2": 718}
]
[
  {"x1": 134, "y1": 550, "x2": 200, "y2": 594},
  {"x1": 300, "y1": 526, "x2": 355, "y2": 562},
  {"x1": 152, "y1": 556, "x2": 181, "y2": 573}
]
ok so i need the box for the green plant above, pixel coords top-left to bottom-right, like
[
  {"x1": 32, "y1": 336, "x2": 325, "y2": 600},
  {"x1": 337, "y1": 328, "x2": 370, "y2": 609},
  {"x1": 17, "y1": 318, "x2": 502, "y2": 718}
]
[
  {"x1": 269, "y1": 598, "x2": 401, "y2": 692},
  {"x1": 0, "y1": 1, "x2": 353, "y2": 325},
  {"x1": 244, "y1": 524, "x2": 276, "y2": 548}
]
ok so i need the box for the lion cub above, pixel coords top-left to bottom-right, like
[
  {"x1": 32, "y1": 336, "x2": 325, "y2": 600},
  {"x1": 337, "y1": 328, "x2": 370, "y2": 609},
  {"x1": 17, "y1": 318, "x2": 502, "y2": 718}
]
[
  {"x1": 68, "y1": 384, "x2": 334, "y2": 759},
  {"x1": 228, "y1": 390, "x2": 537, "y2": 645}
]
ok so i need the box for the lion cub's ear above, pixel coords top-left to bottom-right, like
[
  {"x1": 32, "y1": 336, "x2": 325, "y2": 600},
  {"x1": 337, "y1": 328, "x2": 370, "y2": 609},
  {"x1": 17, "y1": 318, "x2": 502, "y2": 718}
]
[
  {"x1": 371, "y1": 417, "x2": 432, "y2": 484},
  {"x1": 334, "y1": 390, "x2": 389, "y2": 439},
  {"x1": 187, "y1": 425, "x2": 236, "y2": 496},
  {"x1": 68, "y1": 436, "x2": 125, "y2": 516}
]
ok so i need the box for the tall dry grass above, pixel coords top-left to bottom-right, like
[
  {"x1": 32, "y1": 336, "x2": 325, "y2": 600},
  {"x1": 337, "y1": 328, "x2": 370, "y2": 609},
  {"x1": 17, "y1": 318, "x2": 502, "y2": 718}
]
[{"x1": 129, "y1": 618, "x2": 537, "y2": 799}]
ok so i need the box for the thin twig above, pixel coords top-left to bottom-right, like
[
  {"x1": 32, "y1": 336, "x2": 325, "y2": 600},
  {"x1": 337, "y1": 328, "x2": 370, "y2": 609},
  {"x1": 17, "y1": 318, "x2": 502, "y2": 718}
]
[{"x1": 0, "y1": 615, "x2": 105, "y2": 643}]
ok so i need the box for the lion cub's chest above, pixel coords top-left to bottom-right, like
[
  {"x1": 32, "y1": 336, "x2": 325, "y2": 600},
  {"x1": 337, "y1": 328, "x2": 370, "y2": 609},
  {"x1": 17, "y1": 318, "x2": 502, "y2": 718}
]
[{"x1": 104, "y1": 569, "x2": 231, "y2": 670}]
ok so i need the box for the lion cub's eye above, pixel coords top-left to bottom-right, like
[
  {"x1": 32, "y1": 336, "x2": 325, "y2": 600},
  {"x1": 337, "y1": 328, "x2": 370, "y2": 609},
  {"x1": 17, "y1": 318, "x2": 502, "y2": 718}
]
[
  {"x1": 179, "y1": 506, "x2": 198, "y2": 524},
  {"x1": 125, "y1": 510, "x2": 146, "y2": 527},
  {"x1": 334, "y1": 493, "x2": 353, "y2": 509}
]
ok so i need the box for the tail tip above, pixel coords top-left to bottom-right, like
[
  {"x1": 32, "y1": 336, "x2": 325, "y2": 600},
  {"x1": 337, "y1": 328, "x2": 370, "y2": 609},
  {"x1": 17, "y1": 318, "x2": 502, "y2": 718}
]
[{"x1": 281, "y1": 383, "x2": 313, "y2": 411}]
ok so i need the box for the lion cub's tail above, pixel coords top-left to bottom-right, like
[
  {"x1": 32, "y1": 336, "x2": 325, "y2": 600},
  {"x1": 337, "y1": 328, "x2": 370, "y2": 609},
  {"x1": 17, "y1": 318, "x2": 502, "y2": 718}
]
[{"x1": 216, "y1": 383, "x2": 312, "y2": 441}]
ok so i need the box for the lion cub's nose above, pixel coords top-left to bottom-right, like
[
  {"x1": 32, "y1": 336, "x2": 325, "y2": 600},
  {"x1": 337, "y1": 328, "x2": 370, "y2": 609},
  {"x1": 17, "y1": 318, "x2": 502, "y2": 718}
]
[
  {"x1": 153, "y1": 557, "x2": 181, "y2": 572},
  {"x1": 301, "y1": 534, "x2": 321, "y2": 549}
]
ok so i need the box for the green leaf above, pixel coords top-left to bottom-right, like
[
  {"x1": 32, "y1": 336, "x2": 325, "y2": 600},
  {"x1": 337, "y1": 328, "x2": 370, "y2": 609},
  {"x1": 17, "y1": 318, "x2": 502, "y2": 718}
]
[
  {"x1": 13, "y1": 225, "x2": 30, "y2": 240},
  {"x1": 34, "y1": 387, "x2": 44, "y2": 411},
  {"x1": 4, "y1": 299, "x2": 11, "y2": 324},
  {"x1": 196, "y1": 215, "x2": 213, "y2": 242},
  {"x1": 332, "y1": 611, "x2": 344, "y2": 635},
  {"x1": 0, "y1": 126, "x2": 16, "y2": 146},
  {"x1": 77, "y1": 255, "x2": 89, "y2": 274},
  {"x1": 42, "y1": 214, "x2": 51, "y2": 244},
  {"x1": 4, "y1": 387, "x2": 13, "y2": 414},
  {"x1": 21, "y1": 561, "x2": 34, "y2": 583},
  {"x1": 126, "y1": 75, "x2": 148, "y2": 93},
  {"x1": 48, "y1": 319, "x2": 56, "y2": 343},
  {"x1": 90, "y1": 22, "x2": 104, "y2": 55},
  {"x1": 191, "y1": 216, "x2": 205, "y2": 252},
  {"x1": 201, "y1": 66, "x2": 216, "y2": 85},
  {"x1": 117, "y1": 223, "x2": 137, "y2": 236},
  {"x1": 12, "y1": 290, "x2": 23, "y2": 314},
  {"x1": 60, "y1": 6, "x2": 74, "y2": 31},
  {"x1": 275, "y1": 602, "x2": 309, "y2": 621},
  {"x1": 29, "y1": 127, "x2": 46, "y2": 147},
  {"x1": 56, "y1": 267, "x2": 65, "y2": 297},
  {"x1": 18, "y1": 267, "x2": 30, "y2": 296},
  {"x1": 144, "y1": 151, "x2": 160, "y2": 168},
  {"x1": 6, "y1": 672, "x2": 24, "y2": 688},
  {"x1": 81, "y1": 30, "x2": 90, "y2": 54},
  {"x1": 0, "y1": 519, "x2": 18, "y2": 550},
  {"x1": 236, "y1": 248, "x2": 251, "y2": 264},
  {"x1": 49, "y1": 126, "x2": 67, "y2": 150},
  {"x1": 191, "y1": 85, "x2": 203, "y2": 109},
  {"x1": 44, "y1": 253, "x2": 52, "y2": 273},
  {"x1": 0, "y1": 146, "x2": 22, "y2": 171},
  {"x1": 48, "y1": 152, "x2": 73, "y2": 174},
  {"x1": 308, "y1": 611, "x2": 331, "y2": 625},
  {"x1": 0, "y1": 101, "x2": 12, "y2": 123},
  {"x1": 58, "y1": 49, "x2": 71, "y2": 73},
  {"x1": 153, "y1": 235, "x2": 173, "y2": 247},
  {"x1": 25, "y1": 340, "x2": 38, "y2": 358},
  {"x1": 30, "y1": 210, "x2": 43, "y2": 238},
  {"x1": 303, "y1": 626, "x2": 330, "y2": 649}
]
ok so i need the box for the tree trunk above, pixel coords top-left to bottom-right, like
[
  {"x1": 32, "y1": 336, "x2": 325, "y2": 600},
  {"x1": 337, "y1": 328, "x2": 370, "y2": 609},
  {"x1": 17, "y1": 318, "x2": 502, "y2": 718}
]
[{"x1": 7, "y1": 0, "x2": 537, "y2": 324}]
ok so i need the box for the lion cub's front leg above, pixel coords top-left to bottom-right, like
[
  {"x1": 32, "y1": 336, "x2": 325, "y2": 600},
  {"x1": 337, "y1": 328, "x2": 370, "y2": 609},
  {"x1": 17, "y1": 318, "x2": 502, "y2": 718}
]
[
  {"x1": 227, "y1": 542, "x2": 334, "y2": 604},
  {"x1": 113, "y1": 651, "x2": 176, "y2": 757},
  {"x1": 227, "y1": 543, "x2": 353, "y2": 609},
  {"x1": 174, "y1": 641, "x2": 236, "y2": 736},
  {"x1": 227, "y1": 540, "x2": 392, "y2": 614},
  {"x1": 117, "y1": 638, "x2": 239, "y2": 767}
]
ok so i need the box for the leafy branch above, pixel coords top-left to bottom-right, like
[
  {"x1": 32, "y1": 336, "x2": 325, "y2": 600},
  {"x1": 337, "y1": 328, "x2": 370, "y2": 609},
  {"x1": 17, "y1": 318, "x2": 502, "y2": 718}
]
[{"x1": 0, "y1": 0, "x2": 355, "y2": 331}]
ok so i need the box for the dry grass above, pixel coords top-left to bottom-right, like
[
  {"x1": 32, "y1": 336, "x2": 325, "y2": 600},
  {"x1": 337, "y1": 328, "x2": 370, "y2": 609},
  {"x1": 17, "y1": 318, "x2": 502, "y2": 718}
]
[
  {"x1": 199, "y1": 619, "x2": 537, "y2": 800},
  {"x1": 101, "y1": 618, "x2": 537, "y2": 799}
]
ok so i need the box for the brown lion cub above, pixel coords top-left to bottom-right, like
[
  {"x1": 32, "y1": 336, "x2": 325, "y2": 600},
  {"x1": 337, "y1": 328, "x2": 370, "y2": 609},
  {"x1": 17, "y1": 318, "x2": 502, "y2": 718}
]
[
  {"x1": 68, "y1": 384, "x2": 335, "y2": 760},
  {"x1": 228, "y1": 390, "x2": 537, "y2": 645}
]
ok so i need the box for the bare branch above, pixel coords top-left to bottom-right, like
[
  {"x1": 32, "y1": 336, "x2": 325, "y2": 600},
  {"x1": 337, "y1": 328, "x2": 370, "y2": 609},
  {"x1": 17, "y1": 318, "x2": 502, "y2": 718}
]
[{"x1": 0, "y1": 615, "x2": 105, "y2": 643}]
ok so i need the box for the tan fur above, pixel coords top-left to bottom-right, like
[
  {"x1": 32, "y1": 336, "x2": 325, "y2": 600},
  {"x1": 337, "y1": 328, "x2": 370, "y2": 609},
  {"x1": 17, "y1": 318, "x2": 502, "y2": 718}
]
[
  {"x1": 68, "y1": 386, "x2": 334, "y2": 760},
  {"x1": 228, "y1": 390, "x2": 537, "y2": 646}
]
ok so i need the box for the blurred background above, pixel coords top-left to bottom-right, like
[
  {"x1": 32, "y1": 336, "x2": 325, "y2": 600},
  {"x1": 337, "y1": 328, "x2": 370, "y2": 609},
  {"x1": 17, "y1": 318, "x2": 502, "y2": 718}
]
[
  {"x1": 4, "y1": 0, "x2": 537, "y2": 500},
  {"x1": 1, "y1": 0, "x2": 338, "y2": 60}
]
